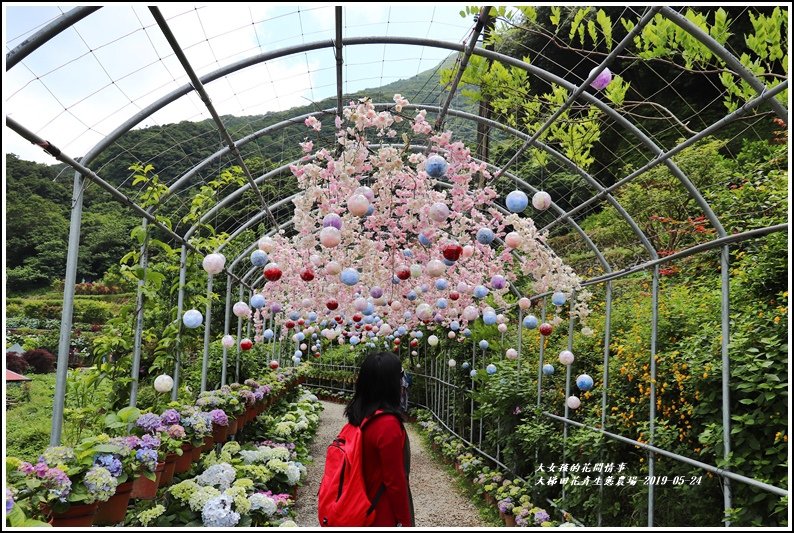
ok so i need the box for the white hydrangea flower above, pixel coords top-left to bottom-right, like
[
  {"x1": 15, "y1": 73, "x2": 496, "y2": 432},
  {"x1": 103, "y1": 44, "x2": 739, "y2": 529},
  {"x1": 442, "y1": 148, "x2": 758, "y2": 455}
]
[{"x1": 249, "y1": 493, "x2": 277, "y2": 516}]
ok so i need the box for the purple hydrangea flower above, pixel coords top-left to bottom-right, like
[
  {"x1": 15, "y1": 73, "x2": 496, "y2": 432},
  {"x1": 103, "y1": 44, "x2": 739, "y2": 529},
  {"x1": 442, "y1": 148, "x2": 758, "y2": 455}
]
[
  {"x1": 6, "y1": 488, "x2": 13, "y2": 513},
  {"x1": 534, "y1": 510, "x2": 550, "y2": 524},
  {"x1": 94, "y1": 454, "x2": 123, "y2": 478},
  {"x1": 167, "y1": 424, "x2": 186, "y2": 439},
  {"x1": 136, "y1": 413, "x2": 164, "y2": 433},
  {"x1": 42, "y1": 467, "x2": 72, "y2": 502},
  {"x1": 18, "y1": 462, "x2": 34, "y2": 474},
  {"x1": 135, "y1": 449, "x2": 158, "y2": 471},
  {"x1": 139, "y1": 434, "x2": 161, "y2": 449},
  {"x1": 160, "y1": 409, "x2": 181, "y2": 425},
  {"x1": 210, "y1": 409, "x2": 228, "y2": 426}
]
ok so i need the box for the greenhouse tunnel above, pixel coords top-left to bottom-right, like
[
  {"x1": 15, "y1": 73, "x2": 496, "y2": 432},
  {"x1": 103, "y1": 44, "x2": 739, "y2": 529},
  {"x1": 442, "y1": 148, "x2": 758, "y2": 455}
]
[{"x1": 4, "y1": 4, "x2": 789, "y2": 528}]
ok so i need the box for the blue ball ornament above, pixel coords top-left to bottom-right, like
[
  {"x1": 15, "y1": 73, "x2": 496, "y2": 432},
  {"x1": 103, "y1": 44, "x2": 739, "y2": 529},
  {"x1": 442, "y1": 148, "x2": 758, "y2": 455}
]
[
  {"x1": 340, "y1": 268, "x2": 361, "y2": 286},
  {"x1": 469, "y1": 369, "x2": 478, "y2": 378},
  {"x1": 505, "y1": 190, "x2": 529, "y2": 213},
  {"x1": 450, "y1": 321, "x2": 460, "y2": 331},
  {"x1": 350, "y1": 336, "x2": 360, "y2": 345},
  {"x1": 250, "y1": 250, "x2": 269, "y2": 267},
  {"x1": 250, "y1": 294, "x2": 265, "y2": 309},
  {"x1": 479, "y1": 340, "x2": 489, "y2": 350},
  {"x1": 397, "y1": 326, "x2": 407, "y2": 336},
  {"x1": 289, "y1": 311, "x2": 300, "y2": 320},
  {"x1": 425, "y1": 155, "x2": 449, "y2": 178},
  {"x1": 463, "y1": 328, "x2": 472, "y2": 337},
  {"x1": 363, "y1": 303, "x2": 375, "y2": 316},
  {"x1": 542, "y1": 364, "x2": 555, "y2": 376},
  {"x1": 523, "y1": 315, "x2": 539, "y2": 329},
  {"x1": 576, "y1": 374, "x2": 594, "y2": 391},
  {"x1": 294, "y1": 350, "x2": 303, "y2": 357},
  {"x1": 365, "y1": 205, "x2": 375, "y2": 217},
  {"x1": 435, "y1": 279, "x2": 449, "y2": 290},
  {"x1": 403, "y1": 249, "x2": 414, "y2": 258},
  {"x1": 308, "y1": 312, "x2": 318, "y2": 322},
  {"x1": 403, "y1": 311, "x2": 412, "y2": 320},
  {"x1": 476, "y1": 228, "x2": 495, "y2": 245},
  {"x1": 473, "y1": 285, "x2": 489, "y2": 299},
  {"x1": 263, "y1": 329, "x2": 274, "y2": 339},
  {"x1": 483, "y1": 311, "x2": 497, "y2": 325},
  {"x1": 296, "y1": 332, "x2": 305, "y2": 341},
  {"x1": 442, "y1": 258, "x2": 455, "y2": 267},
  {"x1": 418, "y1": 233, "x2": 432, "y2": 247},
  {"x1": 552, "y1": 291, "x2": 567, "y2": 306},
  {"x1": 486, "y1": 363, "x2": 497, "y2": 375},
  {"x1": 462, "y1": 361, "x2": 470, "y2": 370},
  {"x1": 182, "y1": 309, "x2": 203, "y2": 329},
  {"x1": 406, "y1": 290, "x2": 418, "y2": 301},
  {"x1": 436, "y1": 298, "x2": 448, "y2": 309}
]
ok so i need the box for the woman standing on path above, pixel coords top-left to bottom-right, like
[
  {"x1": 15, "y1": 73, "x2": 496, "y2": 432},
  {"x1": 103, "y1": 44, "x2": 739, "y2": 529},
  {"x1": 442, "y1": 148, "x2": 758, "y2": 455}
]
[{"x1": 345, "y1": 351, "x2": 415, "y2": 527}]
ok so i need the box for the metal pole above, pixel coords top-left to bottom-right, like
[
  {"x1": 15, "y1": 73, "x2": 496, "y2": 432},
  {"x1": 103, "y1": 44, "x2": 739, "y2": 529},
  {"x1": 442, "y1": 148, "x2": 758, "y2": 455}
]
[
  {"x1": 129, "y1": 219, "x2": 149, "y2": 407},
  {"x1": 236, "y1": 285, "x2": 244, "y2": 380},
  {"x1": 598, "y1": 281, "x2": 613, "y2": 527},
  {"x1": 537, "y1": 300, "x2": 547, "y2": 408},
  {"x1": 50, "y1": 171, "x2": 85, "y2": 446},
  {"x1": 562, "y1": 293, "x2": 576, "y2": 502},
  {"x1": 470, "y1": 337, "x2": 475, "y2": 443},
  {"x1": 200, "y1": 275, "x2": 214, "y2": 392},
  {"x1": 334, "y1": 6, "x2": 344, "y2": 118},
  {"x1": 172, "y1": 245, "x2": 188, "y2": 401},
  {"x1": 221, "y1": 275, "x2": 232, "y2": 385},
  {"x1": 720, "y1": 246, "x2": 733, "y2": 525},
  {"x1": 648, "y1": 267, "x2": 660, "y2": 526}
]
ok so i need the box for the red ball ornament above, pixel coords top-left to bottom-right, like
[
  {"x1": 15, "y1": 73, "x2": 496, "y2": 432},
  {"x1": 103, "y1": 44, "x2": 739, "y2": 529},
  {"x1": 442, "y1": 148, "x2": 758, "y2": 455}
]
[
  {"x1": 442, "y1": 243, "x2": 463, "y2": 261},
  {"x1": 364, "y1": 325, "x2": 373, "y2": 331},
  {"x1": 352, "y1": 314, "x2": 363, "y2": 322},
  {"x1": 410, "y1": 339, "x2": 419, "y2": 348},
  {"x1": 285, "y1": 320, "x2": 295, "y2": 330},
  {"x1": 300, "y1": 268, "x2": 315, "y2": 282},
  {"x1": 395, "y1": 266, "x2": 411, "y2": 280},
  {"x1": 297, "y1": 319, "x2": 305, "y2": 326},
  {"x1": 449, "y1": 291, "x2": 460, "y2": 301},
  {"x1": 393, "y1": 338, "x2": 401, "y2": 346},
  {"x1": 269, "y1": 360, "x2": 279, "y2": 369},
  {"x1": 314, "y1": 352, "x2": 321, "y2": 358},
  {"x1": 326, "y1": 299, "x2": 339, "y2": 310},
  {"x1": 334, "y1": 315, "x2": 343, "y2": 323},
  {"x1": 539, "y1": 323, "x2": 553, "y2": 336},
  {"x1": 263, "y1": 264, "x2": 282, "y2": 282},
  {"x1": 240, "y1": 338, "x2": 253, "y2": 350}
]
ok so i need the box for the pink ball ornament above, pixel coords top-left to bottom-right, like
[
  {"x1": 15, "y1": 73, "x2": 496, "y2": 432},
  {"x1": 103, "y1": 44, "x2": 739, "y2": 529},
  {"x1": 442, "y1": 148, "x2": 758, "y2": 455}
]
[
  {"x1": 518, "y1": 297, "x2": 531, "y2": 310},
  {"x1": 310, "y1": 254, "x2": 324, "y2": 266},
  {"x1": 589, "y1": 66, "x2": 613, "y2": 90},
  {"x1": 258, "y1": 236, "x2": 275, "y2": 253},
  {"x1": 426, "y1": 260, "x2": 445, "y2": 277},
  {"x1": 462, "y1": 306, "x2": 479, "y2": 322},
  {"x1": 355, "y1": 186, "x2": 375, "y2": 203},
  {"x1": 532, "y1": 191, "x2": 552, "y2": 210},
  {"x1": 456, "y1": 282, "x2": 469, "y2": 293},
  {"x1": 416, "y1": 303, "x2": 433, "y2": 321},
  {"x1": 448, "y1": 331, "x2": 456, "y2": 339},
  {"x1": 429, "y1": 202, "x2": 450, "y2": 222},
  {"x1": 559, "y1": 350, "x2": 575, "y2": 365},
  {"x1": 506, "y1": 348, "x2": 518, "y2": 360},
  {"x1": 347, "y1": 194, "x2": 370, "y2": 217},
  {"x1": 462, "y1": 245, "x2": 475, "y2": 259},
  {"x1": 221, "y1": 334, "x2": 235, "y2": 348},
  {"x1": 497, "y1": 323, "x2": 508, "y2": 334},
  {"x1": 320, "y1": 226, "x2": 342, "y2": 248},
  {"x1": 354, "y1": 298, "x2": 368, "y2": 312},
  {"x1": 233, "y1": 301, "x2": 251, "y2": 318},
  {"x1": 325, "y1": 260, "x2": 342, "y2": 275},
  {"x1": 566, "y1": 396, "x2": 581, "y2": 410},
  {"x1": 505, "y1": 232, "x2": 523, "y2": 248},
  {"x1": 202, "y1": 253, "x2": 226, "y2": 275}
]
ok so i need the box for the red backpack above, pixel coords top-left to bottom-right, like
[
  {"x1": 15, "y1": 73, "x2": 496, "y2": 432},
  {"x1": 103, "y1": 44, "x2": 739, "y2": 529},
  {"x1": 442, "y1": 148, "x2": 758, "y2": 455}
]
[{"x1": 318, "y1": 410, "x2": 393, "y2": 527}]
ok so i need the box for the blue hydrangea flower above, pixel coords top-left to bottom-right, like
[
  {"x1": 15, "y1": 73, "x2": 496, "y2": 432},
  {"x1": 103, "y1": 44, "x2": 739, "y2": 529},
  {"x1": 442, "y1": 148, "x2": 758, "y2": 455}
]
[
  {"x1": 202, "y1": 494, "x2": 240, "y2": 527},
  {"x1": 94, "y1": 454, "x2": 123, "y2": 478}
]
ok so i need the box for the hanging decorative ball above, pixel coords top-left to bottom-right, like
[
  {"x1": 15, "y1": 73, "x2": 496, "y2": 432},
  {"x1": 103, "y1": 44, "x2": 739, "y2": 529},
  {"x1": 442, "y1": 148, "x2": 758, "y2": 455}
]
[
  {"x1": 476, "y1": 227, "x2": 495, "y2": 245},
  {"x1": 523, "y1": 315, "x2": 538, "y2": 329},
  {"x1": 395, "y1": 265, "x2": 411, "y2": 281},
  {"x1": 462, "y1": 361, "x2": 470, "y2": 370},
  {"x1": 483, "y1": 311, "x2": 497, "y2": 326},
  {"x1": 576, "y1": 374, "x2": 594, "y2": 391},
  {"x1": 350, "y1": 336, "x2": 360, "y2": 345},
  {"x1": 240, "y1": 338, "x2": 253, "y2": 350},
  {"x1": 449, "y1": 320, "x2": 460, "y2": 331},
  {"x1": 518, "y1": 297, "x2": 531, "y2": 310},
  {"x1": 370, "y1": 286, "x2": 383, "y2": 298},
  {"x1": 552, "y1": 291, "x2": 567, "y2": 306},
  {"x1": 566, "y1": 396, "x2": 581, "y2": 410},
  {"x1": 263, "y1": 263, "x2": 282, "y2": 282},
  {"x1": 542, "y1": 364, "x2": 555, "y2": 376},
  {"x1": 154, "y1": 374, "x2": 174, "y2": 393},
  {"x1": 393, "y1": 338, "x2": 401, "y2": 346},
  {"x1": 250, "y1": 294, "x2": 265, "y2": 309},
  {"x1": 559, "y1": 350, "x2": 575, "y2": 365},
  {"x1": 258, "y1": 236, "x2": 275, "y2": 253},
  {"x1": 221, "y1": 334, "x2": 235, "y2": 348},
  {"x1": 325, "y1": 260, "x2": 342, "y2": 275},
  {"x1": 285, "y1": 320, "x2": 296, "y2": 330},
  {"x1": 326, "y1": 299, "x2": 339, "y2": 310},
  {"x1": 319, "y1": 227, "x2": 342, "y2": 248},
  {"x1": 301, "y1": 268, "x2": 315, "y2": 282},
  {"x1": 496, "y1": 313, "x2": 506, "y2": 324},
  {"x1": 449, "y1": 291, "x2": 460, "y2": 301},
  {"x1": 425, "y1": 155, "x2": 449, "y2": 178},
  {"x1": 441, "y1": 243, "x2": 463, "y2": 261},
  {"x1": 269, "y1": 360, "x2": 280, "y2": 370},
  {"x1": 470, "y1": 369, "x2": 478, "y2": 378},
  {"x1": 183, "y1": 309, "x2": 203, "y2": 329},
  {"x1": 251, "y1": 250, "x2": 269, "y2": 267},
  {"x1": 416, "y1": 303, "x2": 433, "y2": 321},
  {"x1": 479, "y1": 340, "x2": 489, "y2": 350},
  {"x1": 406, "y1": 290, "x2": 417, "y2": 301},
  {"x1": 233, "y1": 301, "x2": 251, "y2": 318},
  {"x1": 270, "y1": 302, "x2": 282, "y2": 313},
  {"x1": 485, "y1": 363, "x2": 497, "y2": 375},
  {"x1": 532, "y1": 191, "x2": 552, "y2": 210},
  {"x1": 355, "y1": 185, "x2": 375, "y2": 203},
  {"x1": 310, "y1": 254, "x2": 324, "y2": 267},
  {"x1": 506, "y1": 348, "x2": 518, "y2": 360},
  {"x1": 491, "y1": 275, "x2": 506, "y2": 290},
  {"x1": 322, "y1": 213, "x2": 343, "y2": 230},
  {"x1": 448, "y1": 359, "x2": 457, "y2": 368},
  {"x1": 293, "y1": 355, "x2": 302, "y2": 364},
  {"x1": 589, "y1": 66, "x2": 613, "y2": 90},
  {"x1": 427, "y1": 335, "x2": 439, "y2": 347},
  {"x1": 427, "y1": 260, "x2": 445, "y2": 277},
  {"x1": 347, "y1": 194, "x2": 370, "y2": 217},
  {"x1": 461, "y1": 245, "x2": 475, "y2": 259},
  {"x1": 418, "y1": 233, "x2": 432, "y2": 247},
  {"x1": 436, "y1": 298, "x2": 448, "y2": 309},
  {"x1": 429, "y1": 202, "x2": 450, "y2": 222},
  {"x1": 202, "y1": 253, "x2": 226, "y2": 275},
  {"x1": 505, "y1": 190, "x2": 529, "y2": 212},
  {"x1": 435, "y1": 278, "x2": 449, "y2": 291},
  {"x1": 448, "y1": 331, "x2": 456, "y2": 339},
  {"x1": 410, "y1": 264, "x2": 423, "y2": 278},
  {"x1": 539, "y1": 323, "x2": 553, "y2": 336},
  {"x1": 263, "y1": 329, "x2": 274, "y2": 340},
  {"x1": 473, "y1": 285, "x2": 489, "y2": 299},
  {"x1": 497, "y1": 323, "x2": 508, "y2": 334},
  {"x1": 462, "y1": 306, "x2": 479, "y2": 321},
  {"x1": 504, "y1": 232, "x2": 523, "y2": 248}
]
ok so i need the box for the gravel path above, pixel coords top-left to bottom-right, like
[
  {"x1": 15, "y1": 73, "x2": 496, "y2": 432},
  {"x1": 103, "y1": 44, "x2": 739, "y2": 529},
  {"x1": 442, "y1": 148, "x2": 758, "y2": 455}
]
[{"x1": 294, "y1": 401, "x2": 486, "y2": 527}]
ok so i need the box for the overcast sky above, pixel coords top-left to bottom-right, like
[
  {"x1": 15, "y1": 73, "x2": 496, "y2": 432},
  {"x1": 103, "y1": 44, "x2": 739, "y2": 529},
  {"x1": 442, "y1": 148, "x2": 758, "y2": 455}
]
[{"x1": 4, "y1": 4, "x2": 475, "y2": 164}]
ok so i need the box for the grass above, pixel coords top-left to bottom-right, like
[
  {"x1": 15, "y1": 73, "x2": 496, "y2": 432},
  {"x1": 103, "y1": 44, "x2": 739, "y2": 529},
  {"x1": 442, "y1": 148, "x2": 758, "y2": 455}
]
[{"x1": 5, "y1": 374, "x2": 58, "y2": 461}]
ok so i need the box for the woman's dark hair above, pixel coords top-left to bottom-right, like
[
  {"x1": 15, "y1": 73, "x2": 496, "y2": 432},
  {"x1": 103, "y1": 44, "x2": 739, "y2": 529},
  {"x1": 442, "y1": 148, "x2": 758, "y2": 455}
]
[{"x1": 345, "y1": 351, "x2": 403, "y2": 426}]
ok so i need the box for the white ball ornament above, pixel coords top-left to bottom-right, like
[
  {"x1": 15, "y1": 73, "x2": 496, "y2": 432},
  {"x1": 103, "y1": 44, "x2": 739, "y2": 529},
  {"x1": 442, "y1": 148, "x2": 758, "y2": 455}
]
[
  {"x1": 427, "y1": 335, "x2": 439, "y2": 347},
  {"x1": 202, "y1": 253, "x2": 226, "y2": 275},
  {"x1": 532, "y1": 191, "x2": 552, "y2": 210},
  {"x1": 497, "y1": 323, "x2": 508, "y2": 334},
  {"x1": 154, "y1": 374, "x2": 174, "y2": 393},
  {"x1": 506, "y1": 348, "x2": 518, "y2": 360},
  {"x1": 448, "y1": 359, "x2": 457, "y2": 367},
  {"x1": 221, "y1": 335, "x2": 235, "y2": 348},
  {"x1": 233, "y1": 301, "x2": 251, "y2": 318},
  {"x1": 559, "y1": 350, "x2": 575, "y2": 365},
  {"x1": 258, "y1": 236, "x2": 275, "y2": 253},
  {"x1": 182, "y1": 309, "x2": 203, "y2": 329},
  {"x1": 566, "y1": 396, "x2": 581, "y2": 410}
]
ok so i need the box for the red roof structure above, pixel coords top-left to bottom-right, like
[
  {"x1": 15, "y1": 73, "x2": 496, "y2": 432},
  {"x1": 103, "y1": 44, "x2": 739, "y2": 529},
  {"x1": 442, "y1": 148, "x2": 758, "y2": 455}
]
[{"x1": 6, "y1": 369, "x2": 31, "y2": 382}]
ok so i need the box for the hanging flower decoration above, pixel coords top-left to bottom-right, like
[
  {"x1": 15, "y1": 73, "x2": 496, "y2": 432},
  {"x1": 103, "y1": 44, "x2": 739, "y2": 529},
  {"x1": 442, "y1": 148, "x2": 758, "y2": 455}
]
[{"x1": 244, "y1": 95, "x2": 589, "y2": 344}]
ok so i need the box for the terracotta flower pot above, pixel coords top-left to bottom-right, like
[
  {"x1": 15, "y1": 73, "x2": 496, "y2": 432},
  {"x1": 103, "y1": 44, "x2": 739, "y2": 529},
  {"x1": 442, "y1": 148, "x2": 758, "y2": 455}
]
[
  {"x1": 45, "y1": 501, "x2": 99, "y2": 527},
  {"x1": 228, "y1": 417, "x2": 239, "y2": 435},
  {"x1": 94, "y1": 481, "x2": 134, "y2": 526},
  {"x1": 174, "y1": 444, "x2": 194, "y2": 474},
  {"x1": 130, "y1": 462, "x2": 165, "y2": 500},
  {"x1": 203, "y1": 434, "x2": 216, "y2": 452},
  {"x1": 504, "y1": 514, "x2": 517, "y2": 527},
  {"x1": 212, "y1": 423, "x2": 228, "y2": 444},
  {"x1": 158, "y1": 453, "x2": 179, "y2": 486},
  {"x1": 194, "y1": 441, "x2": 206, "y2": 460}
]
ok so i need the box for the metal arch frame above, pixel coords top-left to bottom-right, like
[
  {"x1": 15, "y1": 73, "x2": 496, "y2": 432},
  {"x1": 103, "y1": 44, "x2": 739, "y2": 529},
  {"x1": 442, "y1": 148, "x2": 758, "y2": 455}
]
[{"x1": 5, "y1": 7, "x2": 788, "y2": 525}]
